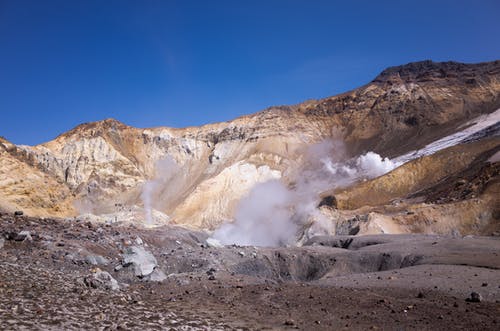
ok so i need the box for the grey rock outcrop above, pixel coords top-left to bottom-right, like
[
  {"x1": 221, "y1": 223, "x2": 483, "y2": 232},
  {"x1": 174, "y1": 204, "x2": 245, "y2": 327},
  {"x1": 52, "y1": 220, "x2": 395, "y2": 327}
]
[{"x1": 122, "y1": 246, "x2": 159, "y2": 278}]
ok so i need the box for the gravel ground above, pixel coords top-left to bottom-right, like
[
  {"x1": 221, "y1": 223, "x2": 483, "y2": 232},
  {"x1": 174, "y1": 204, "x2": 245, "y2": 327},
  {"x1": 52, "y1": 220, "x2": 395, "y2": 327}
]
[{"x1": 1, "y1": 214, "x2": 499, "y2": 330}]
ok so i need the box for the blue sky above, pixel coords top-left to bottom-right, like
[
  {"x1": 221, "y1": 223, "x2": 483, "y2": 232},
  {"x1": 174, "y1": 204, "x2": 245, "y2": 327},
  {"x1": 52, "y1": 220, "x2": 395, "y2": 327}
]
[{"x1": 0, "y1": 0, "x2": 499, "y2": 145}]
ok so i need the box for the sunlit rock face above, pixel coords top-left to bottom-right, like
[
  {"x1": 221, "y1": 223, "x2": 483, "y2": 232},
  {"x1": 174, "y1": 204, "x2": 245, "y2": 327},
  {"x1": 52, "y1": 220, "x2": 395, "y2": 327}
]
[{"x1": 0, "y1": 60, "x2": 499, "y2": 233}]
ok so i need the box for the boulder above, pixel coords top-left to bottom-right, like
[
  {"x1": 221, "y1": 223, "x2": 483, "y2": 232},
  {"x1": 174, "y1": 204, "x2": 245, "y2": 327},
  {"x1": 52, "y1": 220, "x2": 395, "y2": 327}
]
[
  {"x1": 147, "y1": 268, "x2": 167, "y2": 282},
  {"x1": 85, "y1": 255, "x2": 109, "y2": 266},
  {"x1": 122, "y1": 246, "x2": 158, "y2": 277},
  {"x1": 466, "y1": 291, "x2": 483, "y2": 302},
  {"x1": 84, "y1": 270, "x2": 120, "y2": 291},
  {"x1": 15, "y1": 231, "x2": 32, "y2": 241}
]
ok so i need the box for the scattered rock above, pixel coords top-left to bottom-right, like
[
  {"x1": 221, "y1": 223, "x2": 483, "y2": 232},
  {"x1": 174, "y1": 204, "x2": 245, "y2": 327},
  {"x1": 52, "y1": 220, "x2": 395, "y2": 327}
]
[
  {"x1": 84, "y1": 270, "x2": 120, "y2": 290},
  {"x1": 0, "y1": 238, "x2": 4, "y2": 249},
  {"x1": 466, "y1": 292, "x2": 482, "y2": 302},
  {"x1": 14, "y1": 211, "x2": 23, "y2": 216},
  {"x1": 238, "y1": 251, "x2": 246, "y2": 257}
]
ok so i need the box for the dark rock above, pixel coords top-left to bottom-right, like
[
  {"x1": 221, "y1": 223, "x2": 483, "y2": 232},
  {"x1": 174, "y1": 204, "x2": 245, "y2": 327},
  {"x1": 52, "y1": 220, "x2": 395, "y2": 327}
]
[
  {"x1": 14, "y1": 211, "x2": 23, "y2": 216},
  {"x1": 318, "y1": 195, "x2": 337, "y2": 209},
  {"x1": 466, "y1": 292, "x2": 482, "y2": 302},
  {"x1": 404, "y1": 116, "x2": 419, "y2": 126}
]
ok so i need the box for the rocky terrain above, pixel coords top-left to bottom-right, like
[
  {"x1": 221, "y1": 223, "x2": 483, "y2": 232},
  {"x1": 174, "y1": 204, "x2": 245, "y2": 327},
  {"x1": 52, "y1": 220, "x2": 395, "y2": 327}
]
[
  {"x1": 1, "y1": 59, "x2": 500, "y2": 329},
  {"x1": 1, "y1": 214, "x2": 499, "y2": 330}
]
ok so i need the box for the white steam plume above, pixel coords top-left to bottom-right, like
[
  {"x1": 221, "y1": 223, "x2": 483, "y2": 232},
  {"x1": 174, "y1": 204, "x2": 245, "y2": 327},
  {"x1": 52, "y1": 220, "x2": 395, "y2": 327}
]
[
  {"x1": 212, "y1": 139, "x2": 400, "y2": 247},
  {"x1": 141, "y1": 156, "x2": 180, "y2": 224},
  {"x1": 213, "y1": 180, "x2": 296, "y2": 247}
]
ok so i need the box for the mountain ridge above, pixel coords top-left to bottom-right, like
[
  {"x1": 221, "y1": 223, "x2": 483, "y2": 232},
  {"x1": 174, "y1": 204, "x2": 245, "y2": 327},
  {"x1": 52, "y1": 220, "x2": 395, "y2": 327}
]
[{"x1": 1, "y1": 59, "x2": 499, "y2": 234}]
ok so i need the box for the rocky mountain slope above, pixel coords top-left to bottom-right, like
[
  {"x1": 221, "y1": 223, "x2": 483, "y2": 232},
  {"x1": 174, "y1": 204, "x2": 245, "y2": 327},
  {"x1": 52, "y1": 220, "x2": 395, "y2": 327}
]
[{"x1": 1, "y1": 60, "x2": 499, "y2": 236}]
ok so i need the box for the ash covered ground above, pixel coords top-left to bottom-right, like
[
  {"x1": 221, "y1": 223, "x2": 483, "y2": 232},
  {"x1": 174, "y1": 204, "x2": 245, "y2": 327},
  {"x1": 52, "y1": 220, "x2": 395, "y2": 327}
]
[{"x1": 1, "y1": 213, "x2": 499, "y2": 330}]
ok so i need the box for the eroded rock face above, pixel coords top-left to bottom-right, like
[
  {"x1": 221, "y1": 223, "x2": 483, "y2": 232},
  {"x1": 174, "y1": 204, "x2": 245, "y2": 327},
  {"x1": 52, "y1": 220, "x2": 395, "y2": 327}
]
[{"x1": 0, "y1": 60, "x2": 499, "y2": 231}]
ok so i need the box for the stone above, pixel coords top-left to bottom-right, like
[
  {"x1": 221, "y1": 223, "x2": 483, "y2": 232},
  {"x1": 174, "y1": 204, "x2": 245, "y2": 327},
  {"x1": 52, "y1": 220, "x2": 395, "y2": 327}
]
[
  {"x1": 84, "y1": 271, "x2": 120, "y2": 291},
  {"x1": 122, "y1": 246, "x2": 158, "y2": 277},
  {"x1": 0, "y1": 238, "x2": 4, "y2": 249},
  {"x1": 85, "y1": 255, "x2": 109, "y2": 266},
  {"x1": 15, "y1": 231, "x2": 32, "y2": 241},
  {"x1": 14, "y1": 211, "x2": 23, "y2": 216},
  {"x1": 466, "y1": 292, "x2": 482, "y2": 302},
  {"x1": 147, "y1": 268, "x2": 167, "y2": 282},
  {"x1": 134, "y1": 237, "x2": 143, "y2": 245}
]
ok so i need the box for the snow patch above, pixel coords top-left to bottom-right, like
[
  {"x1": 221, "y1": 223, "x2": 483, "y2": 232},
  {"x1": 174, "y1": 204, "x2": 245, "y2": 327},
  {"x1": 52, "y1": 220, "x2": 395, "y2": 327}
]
[{"x1": 395, "y1": 108, "x2": 500, "y2": 164}]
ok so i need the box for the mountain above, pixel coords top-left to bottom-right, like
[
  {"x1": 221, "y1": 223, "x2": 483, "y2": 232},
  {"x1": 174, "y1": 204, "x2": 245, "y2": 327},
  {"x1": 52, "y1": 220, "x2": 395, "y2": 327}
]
[{"x1": 1, "y1": 60, "x2": 499, "y2": 236}]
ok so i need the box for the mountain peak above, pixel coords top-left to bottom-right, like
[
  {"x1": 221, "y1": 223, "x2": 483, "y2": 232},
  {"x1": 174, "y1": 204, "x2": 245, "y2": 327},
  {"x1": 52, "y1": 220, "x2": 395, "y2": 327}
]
[
  {"x1": 372, "y1": 59, "x2": 500, "y2": 83},
  {"x1": 52, "y1": 118, "x2": 128, "y2": 142}
]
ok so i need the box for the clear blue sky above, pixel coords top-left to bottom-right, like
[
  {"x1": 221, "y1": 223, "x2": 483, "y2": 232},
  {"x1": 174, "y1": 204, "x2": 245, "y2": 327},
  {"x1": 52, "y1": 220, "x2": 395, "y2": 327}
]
[{"x1": 1, "y1": 0, "x2": 499, "y2": 145}]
